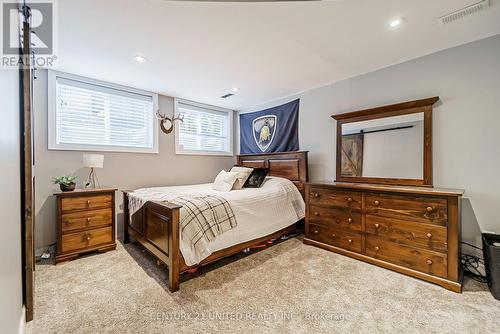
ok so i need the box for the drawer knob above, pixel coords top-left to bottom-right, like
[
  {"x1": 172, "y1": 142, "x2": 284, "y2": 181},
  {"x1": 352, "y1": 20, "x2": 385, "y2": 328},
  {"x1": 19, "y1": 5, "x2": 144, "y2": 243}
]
[
  {"x1": 348, "y1": 218, "x2": 353, "y2": 223},
  {"x1": 331, "y1": 234, "x2": 337, "y2": 238},
  {"x1": 347, "y1": 197, "x2": 353, "y2": 202},
  {"x1": 86, "y1": 200, "x2": 91, "y2": 205},
  {"x1": 348, "y1": 239, "x2": 353, "y2": 244},
  {"x1": 374, "y1": 246, "x2": 380, "y2": 251},
  {"x1": 86, "y1": 235, "x2": 91, "y2": 241},
  {"x1": 426, "y1": 206, "x2": 434, "y2": 212},
  {"x1": 313, "y1": 193, "x2": 320, "y2": 198},
  {"x1": 374, "y1": 223, "x2": 380, "y2": 229},
  {"x1": 426, "y1": 233, "x2": 433, "y2": 239},
  {"x1": 313, "y1": 230, "x2": 319, "y2": 235},
  {"x1": 426, "y1": 259, "x2": 433, "y2": 265},
  {"x1": 87, "y1": 217, "x2": 91, "y2": 222},
  {"x1": 314, "y1": 212, "x2": 319, "y2": 216},
  {"x1": 374, "y1": 200, "x2": 380, "y2": 206}
]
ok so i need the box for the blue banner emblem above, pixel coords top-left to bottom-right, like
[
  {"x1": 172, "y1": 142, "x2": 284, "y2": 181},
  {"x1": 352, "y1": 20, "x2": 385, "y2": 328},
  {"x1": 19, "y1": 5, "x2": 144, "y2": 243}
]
[
  {"x1": 253, "y1": 115, "x2": 277, "y2": 152},
  {"x1": 240, "y1": 99, "x2": 299, "y2": 154}
]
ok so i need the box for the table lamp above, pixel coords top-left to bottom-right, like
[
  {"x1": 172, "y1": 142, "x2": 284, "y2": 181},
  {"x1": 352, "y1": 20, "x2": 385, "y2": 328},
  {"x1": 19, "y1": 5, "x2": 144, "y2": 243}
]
[{"x1": 83, "y1": 154, "x2": 104, "y2": 189}]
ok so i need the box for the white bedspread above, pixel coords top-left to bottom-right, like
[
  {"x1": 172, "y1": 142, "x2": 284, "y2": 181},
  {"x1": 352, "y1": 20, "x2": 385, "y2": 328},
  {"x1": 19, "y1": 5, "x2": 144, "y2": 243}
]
[{"x1": 128, "y1": 177, "x2": 305, "y2": 266}]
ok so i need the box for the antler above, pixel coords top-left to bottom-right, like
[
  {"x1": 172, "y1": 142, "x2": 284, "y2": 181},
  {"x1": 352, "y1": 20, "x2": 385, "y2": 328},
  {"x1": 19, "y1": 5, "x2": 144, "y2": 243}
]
[
  {"x1": 156, "y1": 110, "x2": 183, "y2": 134},
  {"x1": 174, "y1": 113, "x2": 184, "y2": 122},
  {"x1": 173, "y1": 113, "x2": 184, "y2": 122},
  {"x1": 156, "y1": 110, "x2": 170, "y2": 121}
]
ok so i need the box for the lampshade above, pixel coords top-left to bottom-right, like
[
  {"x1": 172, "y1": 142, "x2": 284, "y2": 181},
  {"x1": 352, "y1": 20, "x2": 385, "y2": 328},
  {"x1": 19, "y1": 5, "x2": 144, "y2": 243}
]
[{"x1": 83, "y1": 154, "x2": 104, "y2": 169}]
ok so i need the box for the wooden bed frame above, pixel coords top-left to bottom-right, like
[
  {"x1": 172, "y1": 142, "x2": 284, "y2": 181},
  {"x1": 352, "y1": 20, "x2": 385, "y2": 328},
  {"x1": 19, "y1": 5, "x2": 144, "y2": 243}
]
[{"x1": 123, "y1": 151, "x2": 308, "y2": 292}]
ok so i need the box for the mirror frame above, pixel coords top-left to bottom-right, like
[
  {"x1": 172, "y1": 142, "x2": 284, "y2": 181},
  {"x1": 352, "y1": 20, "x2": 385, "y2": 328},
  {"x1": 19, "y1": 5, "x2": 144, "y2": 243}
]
[{"x1": 332, "y1": 97, "x2": 439, "y2": 187}]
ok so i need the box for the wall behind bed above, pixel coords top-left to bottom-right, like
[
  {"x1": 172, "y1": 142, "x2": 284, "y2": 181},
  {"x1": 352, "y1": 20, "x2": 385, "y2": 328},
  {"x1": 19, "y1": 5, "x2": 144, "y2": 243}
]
[
  {"x1": 237, "y1": 34, "x2": 500, "y2": 247},
  {"x1": 34, "y1": 69, "x2": 234, "y2": 250}
]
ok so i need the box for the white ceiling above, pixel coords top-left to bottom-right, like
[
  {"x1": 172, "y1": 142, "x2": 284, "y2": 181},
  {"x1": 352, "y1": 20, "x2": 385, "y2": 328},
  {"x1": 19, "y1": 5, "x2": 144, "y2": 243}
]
[{"x1": 53, "y1": 0, "x2": 500, "y2": 110}]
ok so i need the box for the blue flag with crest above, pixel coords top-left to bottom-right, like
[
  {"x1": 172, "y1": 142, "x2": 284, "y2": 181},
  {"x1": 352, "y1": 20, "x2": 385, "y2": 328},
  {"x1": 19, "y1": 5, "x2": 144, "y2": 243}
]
[{"x1": 239, "y1": 99, "x2": 299, "y2": 154}]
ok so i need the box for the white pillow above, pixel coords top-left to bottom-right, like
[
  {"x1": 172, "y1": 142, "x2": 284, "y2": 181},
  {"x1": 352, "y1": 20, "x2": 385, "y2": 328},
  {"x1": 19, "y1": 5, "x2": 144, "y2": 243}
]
[
  {"x1": 230, "y1": 166, "x2": 254, "y2": 190},
  {"x1": 212, "y1": 170, "x2": 240, "y2": 192}
]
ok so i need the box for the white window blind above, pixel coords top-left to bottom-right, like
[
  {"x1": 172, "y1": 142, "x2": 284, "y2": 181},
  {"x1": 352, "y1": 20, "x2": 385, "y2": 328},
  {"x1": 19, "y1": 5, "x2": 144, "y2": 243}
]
[
  {"x1": 48, "y1": 71, "x2": 158, "y2": 153},
  {"x1": 175, "y1": 100, "x2": 233, "y2": 155}
]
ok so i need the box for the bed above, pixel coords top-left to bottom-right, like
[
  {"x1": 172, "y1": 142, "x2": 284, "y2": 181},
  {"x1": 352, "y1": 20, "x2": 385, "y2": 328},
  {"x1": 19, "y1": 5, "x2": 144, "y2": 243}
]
[{"x1": 123, "y1": 151, "x2": 308, "y2": 292}]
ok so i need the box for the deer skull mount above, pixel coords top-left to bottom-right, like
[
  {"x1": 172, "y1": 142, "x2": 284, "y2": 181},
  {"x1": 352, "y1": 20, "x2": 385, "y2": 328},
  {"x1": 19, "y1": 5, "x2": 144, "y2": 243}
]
[{"x1": 156, "y1": 110, "x2": 184, "y2": 134}]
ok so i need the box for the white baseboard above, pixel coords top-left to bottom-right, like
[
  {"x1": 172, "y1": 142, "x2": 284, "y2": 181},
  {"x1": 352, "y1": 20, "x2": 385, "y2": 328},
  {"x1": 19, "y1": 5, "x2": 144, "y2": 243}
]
[{"x1": 18, "y1": 306, "x2": 25, "y2": 334}]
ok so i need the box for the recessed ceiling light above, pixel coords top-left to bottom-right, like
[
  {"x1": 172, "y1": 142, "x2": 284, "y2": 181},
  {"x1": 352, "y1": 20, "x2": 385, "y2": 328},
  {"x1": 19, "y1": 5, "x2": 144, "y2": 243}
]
[
  {"x1": 389, "y1": 18, "x2": 404, "y2": 28},
  {"x1": 134, "y1": 55, "x2": 146, "y2": 63},
  {"x1": 232, "y1": 87, "x2": 240, "y2": 92}
]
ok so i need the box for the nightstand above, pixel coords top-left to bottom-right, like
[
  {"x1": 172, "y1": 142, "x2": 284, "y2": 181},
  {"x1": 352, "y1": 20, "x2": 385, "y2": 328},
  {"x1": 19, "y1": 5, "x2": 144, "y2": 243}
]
[{"x1": 55, "y1": 188, "x2": 117, "y2": 264}]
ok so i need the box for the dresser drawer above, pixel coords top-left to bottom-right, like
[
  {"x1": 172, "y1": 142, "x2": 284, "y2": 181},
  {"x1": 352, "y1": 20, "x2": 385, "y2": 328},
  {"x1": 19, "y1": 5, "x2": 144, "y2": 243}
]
[
  {"x1": 365, "y1": 235, "x2": 447, "y2": 278},
  {"x1": 309, "y1": 205, "x2": 362, "y2": 232},
  {"x1": 61, "y1": 226, "x2": 113, "y2": 253},
  {"x1": 307, "y1": 223, "x2": 362, "y2": 253},
  {"x1": 309, "y1": 187, "x2": 361, "y2": 210},
  {"x1": 61, "y1": 194, "x2": 113, "y2": 212},
  {"x1": 365, "y1": 193, "x2": 448, "y2": 225},
  {"x1": 61, "y1": 208, "x2": 112, "y2": 233},
  {"x1": 366, "y1": 215, "x2": 447, "y2": 252}
]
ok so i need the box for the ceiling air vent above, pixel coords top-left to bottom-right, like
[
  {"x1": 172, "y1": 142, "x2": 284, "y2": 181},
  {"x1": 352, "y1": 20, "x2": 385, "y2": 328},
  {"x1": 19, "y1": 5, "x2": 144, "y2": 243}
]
[
  {"x1": 221, "y1": 93, "x2": 234, "y2": 99},
  {"x1": 439, "y1": 0, "x2": 490, "y2": 24}
]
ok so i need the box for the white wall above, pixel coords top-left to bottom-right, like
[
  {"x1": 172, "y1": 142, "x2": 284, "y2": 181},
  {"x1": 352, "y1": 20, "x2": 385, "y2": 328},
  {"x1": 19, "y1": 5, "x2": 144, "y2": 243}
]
[
  {"x1": 362, "y1": 121, "x2": 423, "y2": 179},
  {"x1": 0, "y1": 70, "x2": 24, "y2": 332},
  {"x1": 34, "y1": 69, "x2": 235, "y2": 249},
  {"x1": 239, "y1": 34, "x2": 500, "y2": 245}
]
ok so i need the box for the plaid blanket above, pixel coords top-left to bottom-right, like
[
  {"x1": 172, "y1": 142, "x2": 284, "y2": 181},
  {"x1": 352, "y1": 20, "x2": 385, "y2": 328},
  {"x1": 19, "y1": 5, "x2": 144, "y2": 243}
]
[
  {"x1": 128, "y1": 191, "x2": 237, "y2": 265},
  {"x1": 171, "y1": 195, "x2": 237, "y2": 264}
]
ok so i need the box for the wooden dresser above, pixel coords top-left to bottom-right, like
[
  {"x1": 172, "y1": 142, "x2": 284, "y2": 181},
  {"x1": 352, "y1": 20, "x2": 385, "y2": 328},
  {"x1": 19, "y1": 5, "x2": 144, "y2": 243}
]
[
  {"x1": 304, "y1": 182, "x2": 464, "y2": 292},
  {"x1": 55, "y1": 188, "x2": 117, "y2": 264}
]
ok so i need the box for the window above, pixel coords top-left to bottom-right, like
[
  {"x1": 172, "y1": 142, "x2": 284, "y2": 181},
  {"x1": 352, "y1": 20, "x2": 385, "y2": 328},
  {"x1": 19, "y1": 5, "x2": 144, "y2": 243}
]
[
  {"x1": 48, "y1": 71, "x2": 158, "y2": 153},
  {"x1": 175, "y1": 99, "x2": 233, "y2": 155}
]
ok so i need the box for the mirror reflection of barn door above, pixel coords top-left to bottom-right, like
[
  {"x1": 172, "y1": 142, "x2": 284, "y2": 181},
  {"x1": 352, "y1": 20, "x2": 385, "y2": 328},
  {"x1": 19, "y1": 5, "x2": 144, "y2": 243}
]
[{"x1": 20, "y1": 8, "x2": 35, "y2": 322}]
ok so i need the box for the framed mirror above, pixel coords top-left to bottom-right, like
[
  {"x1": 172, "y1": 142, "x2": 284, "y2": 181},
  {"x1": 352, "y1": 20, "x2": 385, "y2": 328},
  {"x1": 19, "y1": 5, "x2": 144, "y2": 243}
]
[{"x1": 332, "y1": 97, "x2": 439, "y2": 187}]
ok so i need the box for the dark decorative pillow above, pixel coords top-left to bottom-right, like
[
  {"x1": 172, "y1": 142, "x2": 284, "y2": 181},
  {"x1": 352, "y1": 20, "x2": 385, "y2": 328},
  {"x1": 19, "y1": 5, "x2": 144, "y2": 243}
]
[{"x1": 243, "y1": 168, "x2": 269, "y2": 188}]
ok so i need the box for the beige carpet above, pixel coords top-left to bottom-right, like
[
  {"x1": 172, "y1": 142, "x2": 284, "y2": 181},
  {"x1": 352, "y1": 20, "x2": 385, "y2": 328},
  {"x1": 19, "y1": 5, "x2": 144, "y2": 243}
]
[{"x1": 28, "y1": 237, "x2": 499, "y2": 334}]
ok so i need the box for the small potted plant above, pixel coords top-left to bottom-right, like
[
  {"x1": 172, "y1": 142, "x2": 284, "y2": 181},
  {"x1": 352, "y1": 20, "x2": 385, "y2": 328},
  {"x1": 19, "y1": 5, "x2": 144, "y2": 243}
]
[{"x1": 52, "y1": 175, "x2": 77, "y2": 192}]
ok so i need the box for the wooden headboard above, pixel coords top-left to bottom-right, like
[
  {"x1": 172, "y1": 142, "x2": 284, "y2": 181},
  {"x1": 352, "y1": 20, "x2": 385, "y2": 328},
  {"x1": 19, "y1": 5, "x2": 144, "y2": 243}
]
[{"x1": 236, "y1": 151, "x2": 309, "y2": 197}]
